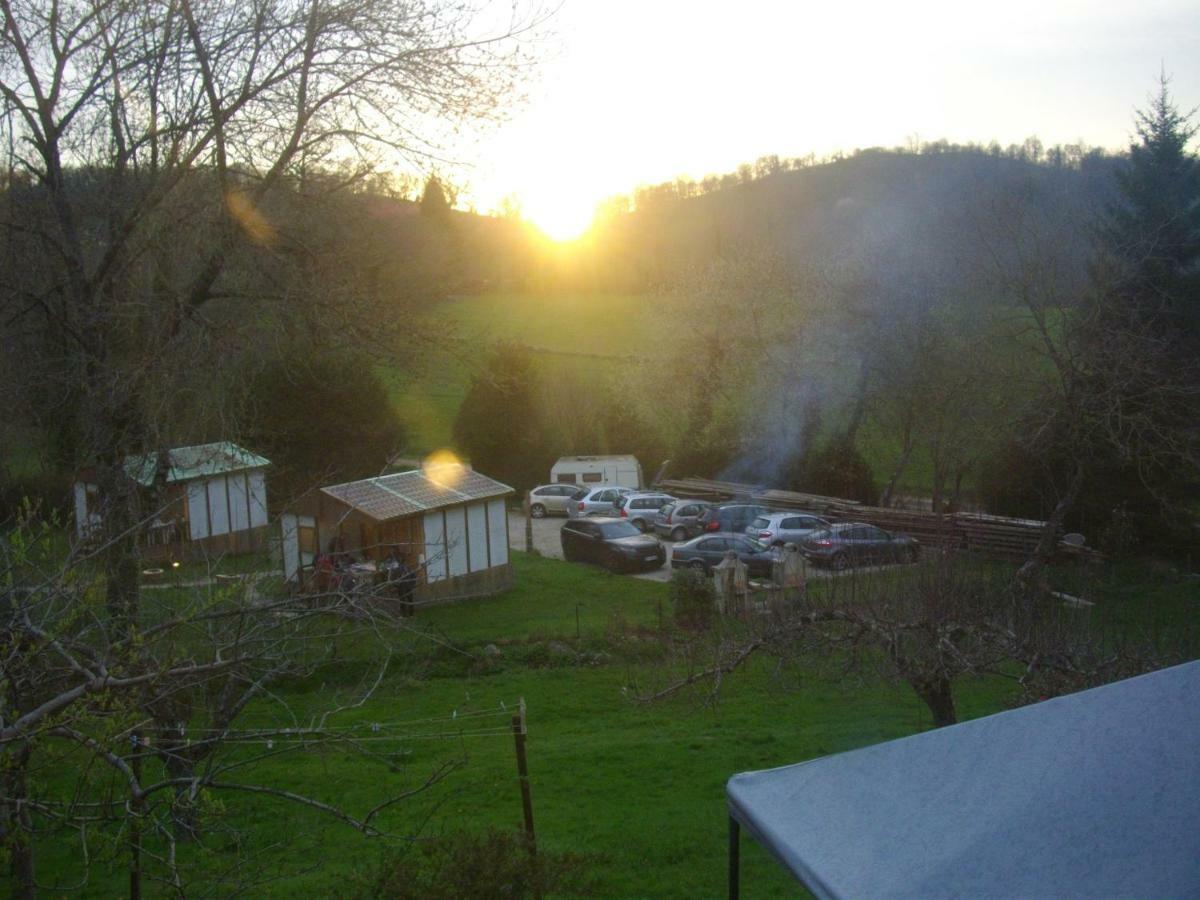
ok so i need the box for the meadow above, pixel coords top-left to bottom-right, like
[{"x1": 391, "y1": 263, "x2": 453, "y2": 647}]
[{"x1": 26, "y1": 550, "x2": 1195, "y2": 897}]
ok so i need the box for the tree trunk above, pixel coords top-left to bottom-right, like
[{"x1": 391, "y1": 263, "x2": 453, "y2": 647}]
[
  {"x1": 1016, "y1": 464, "x2": 1084, "y2": 588},
  {"x1": 2, "y1": 742, "x2": 36, "y2": 899},
  {"x1": 911, "y1": 677, "x2": 957, "y2": 727},
  {"x1": 879, "y1": 440, "x2": 914, "y2": 508}
]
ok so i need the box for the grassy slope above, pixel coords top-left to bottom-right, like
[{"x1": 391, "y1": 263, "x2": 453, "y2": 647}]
[
  {"x1": 35, "y1": 552, "x2": 1044, "y2": 898},
  {"x1": 384, "y1": 292, "x2": 662, "y2": 453}
]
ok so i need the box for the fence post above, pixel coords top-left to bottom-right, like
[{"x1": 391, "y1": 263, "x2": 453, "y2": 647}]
[{"x1": 512, "y1": 698, "x2": 536, "y2": 855}]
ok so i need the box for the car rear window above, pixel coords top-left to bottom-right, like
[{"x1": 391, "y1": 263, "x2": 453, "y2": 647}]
[
  {"x1": 659, "y1": 503, "x2": 676, "y2": 516},
  {"x1": 615, "y1": 496, "x2": 629, "y2": 509},
  {"x1": 571, "y1": 488, "x2": 588, "y2": 500},
  {"x1": 599, "y1": 521, "x2": 641, "y2": 538},
  {"x1": 751, "y1": 517, "x2": 770, "y2": 529}
]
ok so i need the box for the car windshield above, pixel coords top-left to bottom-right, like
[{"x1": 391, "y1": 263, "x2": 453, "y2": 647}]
[{"x1": 598, "y1": 521, "x2": 642, "y2": 538}]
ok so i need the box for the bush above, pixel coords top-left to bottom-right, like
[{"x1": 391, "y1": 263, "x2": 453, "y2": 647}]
[
  {"x1": 361, "y1": 828, "x2": 594, "y2": 899},
  {"x1": 790, "y1": 436, "x2": 877, "y2": 504},
  {"x1": 670, "y1": 568, "x2": 715, "y2": 630}
]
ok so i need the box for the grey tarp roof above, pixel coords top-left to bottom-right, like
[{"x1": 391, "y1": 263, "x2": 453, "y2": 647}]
[{"x1": 727, "y1": 661, "x2": 1200, "y2": 899}]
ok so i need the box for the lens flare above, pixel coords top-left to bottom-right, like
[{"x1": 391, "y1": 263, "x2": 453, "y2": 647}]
[{"x1": 422, "y1": 449, "x2": 468, "y2": 489}]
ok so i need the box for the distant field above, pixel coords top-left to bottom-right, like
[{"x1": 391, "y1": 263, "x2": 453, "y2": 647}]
[{"x1": 385, "y1": 291, "x2": 662, "y2": 452}]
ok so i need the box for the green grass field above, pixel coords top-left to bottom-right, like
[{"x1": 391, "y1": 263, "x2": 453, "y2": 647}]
[
  {"x1": 384, "y1": 292, "x2": 663, "y2": 452},
  {"x1": 28, "y1": 549, "x2": 1194, "y2": 897}
]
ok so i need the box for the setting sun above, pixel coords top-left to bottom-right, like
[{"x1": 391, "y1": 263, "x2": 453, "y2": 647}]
[{"x1": 522, "y1": 194, "x2": 594, "y2": 242}]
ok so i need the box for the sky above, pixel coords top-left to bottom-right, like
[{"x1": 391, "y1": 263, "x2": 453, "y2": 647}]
[{"x1": 462, "y1": 0, "x2": 1200, "y2": 239}]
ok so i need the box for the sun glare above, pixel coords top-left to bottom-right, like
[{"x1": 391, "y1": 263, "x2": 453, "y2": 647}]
[
  {"x1": 422, "y1": 449, "x2": 467, "y2": 489},
  {"x1": 523, "y1": 196, "x2": 594, "y2": 242}
]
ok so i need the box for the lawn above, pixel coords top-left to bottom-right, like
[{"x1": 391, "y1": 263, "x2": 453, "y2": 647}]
[{"x1": 26, "y1": 551, "x2": 1048, "y2": 898}]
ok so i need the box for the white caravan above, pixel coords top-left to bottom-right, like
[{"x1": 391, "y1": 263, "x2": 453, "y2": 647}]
[{"x1": 550, "y1": 455, "x2": 643, "y2": 490}]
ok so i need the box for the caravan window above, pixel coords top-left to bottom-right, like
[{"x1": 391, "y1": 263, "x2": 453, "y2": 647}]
[
  {"x1": 582, "y1": 472, "x2": 602, "y2": 483},
  {"x1": 556, "y1": 474, "x2": 576, "y2": 484}
]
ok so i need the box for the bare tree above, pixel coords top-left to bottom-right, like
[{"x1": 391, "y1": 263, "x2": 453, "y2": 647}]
[
  {"x1": 1, "y1": 507, "x2": 469, "y2": 894},
  {"x1": 641, "y1": 557, "x2": 1171, "y2": 729}
]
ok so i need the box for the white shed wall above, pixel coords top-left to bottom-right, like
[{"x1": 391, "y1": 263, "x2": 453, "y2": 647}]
[
  {"x1": 423, "y1": 511, "x2": 447, "y2": 582},
  {"x1": 487, "y1": 499, "x2": 508, "y2": 567},
  {"x1": 188, "y1": 481, "x2": 210, "y2": 539},
  {"x1": 446, "y1": 506, "x2": 468, "y2": 577},
  {"x1": 228, "y1": 472, "x2": 249, "y2": 532},
  {"x1": 248, "y1": 471, "x2": 269, "y2": 528},
  {"x1": 467, "y1": 502, "x2": 489, "y2": 572},
  {"x1": 207, "y1": 476, "x2": 229, "y2": 536}
]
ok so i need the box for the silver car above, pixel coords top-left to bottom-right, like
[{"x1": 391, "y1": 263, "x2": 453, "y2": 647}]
[
  {"x1": 652, "y1": 499, "x2": 713, "y2": 541},
  {"x1": 614, "y1": 492, "x2": 677, "y2": 532},
  {"x1": 745, "y1": 511, "x2": 831, "y2": 546},
  {"x1": 569, "y1": 485, "x2": 634, "y2": 518},
  {"x1": 527, "y1": 484, "x2": 584, "y2": 518}
]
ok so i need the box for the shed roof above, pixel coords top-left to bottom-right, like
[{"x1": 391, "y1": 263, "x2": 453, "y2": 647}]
[
  {"x1": 727, "y1": 661, "x2": 1200, "y2": 899},
  {"x1": 124, "y1": 442, "x2": 270, "y2": 486},
  {"x1": 320, "y1": 465, "x2": 512, "y2": 521}
]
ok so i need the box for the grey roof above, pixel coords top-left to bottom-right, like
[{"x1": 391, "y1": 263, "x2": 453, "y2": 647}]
[
  {"x1": 727, "y1": 661, "x2": 1200, "y2": 899},
  {"x1": 320, "y1": 465, "x2": 512, "y2": 521},
  {"x1": 125, "y1": 442, "x2": 270, "y2": 486}
]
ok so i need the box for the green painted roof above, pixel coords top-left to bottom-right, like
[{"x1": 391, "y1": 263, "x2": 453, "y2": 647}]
[{"x1": 124, "y1": 442, "x2": 270, "y2": 486}]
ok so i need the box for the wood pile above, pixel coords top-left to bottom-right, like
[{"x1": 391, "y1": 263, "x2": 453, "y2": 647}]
[{"x1": 653, "y1": 476, "x2": 1104, "y2": 561}]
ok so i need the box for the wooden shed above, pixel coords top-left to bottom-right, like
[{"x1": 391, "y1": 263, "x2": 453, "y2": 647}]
[
  {"x1": 74, "y1": 442, "x2": 271, "y2": 560},
  {"x1": 280, "y1": 463, "x2": 513, "y2": 604}
]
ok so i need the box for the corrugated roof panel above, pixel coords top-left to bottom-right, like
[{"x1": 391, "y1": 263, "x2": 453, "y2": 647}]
[
  {"x1": 125, "y1": 442, "x2": 271, "y2": 486},
  {"x1": 320, "y1": 465, "x2": 512, "y2": 521}
]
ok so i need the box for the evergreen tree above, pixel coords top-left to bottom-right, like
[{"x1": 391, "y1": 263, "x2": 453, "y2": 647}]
[
  {"x1": 452, "y1": 342, "x2": 548, "y2": 489},
  {"x1": 420, "y1": 176, "x2": 452, "y2": 219},
  {"x1": 1098, "y1": 76, "x2": 1200, "y2": 345}
]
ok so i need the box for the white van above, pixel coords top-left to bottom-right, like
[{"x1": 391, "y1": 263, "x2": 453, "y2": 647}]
[{"x1": 550, "y1": 455, "x2": 643, "y2": 490}]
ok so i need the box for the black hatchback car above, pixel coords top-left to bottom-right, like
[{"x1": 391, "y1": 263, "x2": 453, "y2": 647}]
[
  {"x1": 801, "y1": 523, "x2": 920, "y2": 570},
  {"x1": 670, "y1": 533, "x2": 779, "y2": 578},
  {"x1": 560, "y1": 517, "x2": 666, "y2": 573}
]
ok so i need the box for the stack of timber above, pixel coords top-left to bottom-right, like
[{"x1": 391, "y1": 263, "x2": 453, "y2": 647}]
[{"x1": 654, "y1": 476, "x2": 1102, "y2": 560}]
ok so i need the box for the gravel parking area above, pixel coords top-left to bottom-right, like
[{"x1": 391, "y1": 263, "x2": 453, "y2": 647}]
[
  {"x1": 505, "y1": 510, "x2": 876, "y2": 583},
  {"x1": 507, "y1": 509, "x2": 675, "y2": 582}
]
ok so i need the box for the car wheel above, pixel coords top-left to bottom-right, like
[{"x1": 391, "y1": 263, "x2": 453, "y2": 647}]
[
  {"x1": 906, "y1": 546, "x2": 920, "y2": 564},
  {"x1": 688, "y1": 559, "x2": 707, "y2": 573},
  {"x1": 670, "y1": 527, "x2": 687, "y2": 542},
  {"x1": 605, "y1": 552, "x2": 624, "y2": 573},
  {"x1": 530, "y1": 503, "x2": 546, "y2": 519},
  {"x1": 830, "y1": 552, "x2": 850, "y2": 572}
]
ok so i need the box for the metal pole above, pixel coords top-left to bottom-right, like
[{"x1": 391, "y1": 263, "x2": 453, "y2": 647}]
[{"x1": 728, "y1": 815, "x2": 740, "y2": 900}]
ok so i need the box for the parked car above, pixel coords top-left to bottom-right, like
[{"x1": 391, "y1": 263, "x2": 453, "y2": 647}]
[
  {"x1": 570, "y1": 485, "x2": 635, "y2": 518},
  {"x1": 800, "y1": 523, "x2": 920, "y2": 570},
  {"x1": 614, "y1": 492, "x2": 677, "y2": 531},
  {"x1": 653, "y1": 499, "x2": 713, "y2": 541},
  {"x1": 528, "y1": 484, "x2": 586, "y2": 518},
  {"x1": 745, "y1": 512, "x2": 831, "y2": 546},
  {"x1": 694, "y1": 503, "x2": 769, "y2": 535},
  {"x1": 560, "y1": 517, "x2": 665, "y2": 573},
  {"x1": 670, "y1": 533, "x2": 780, "y2": 578}
]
